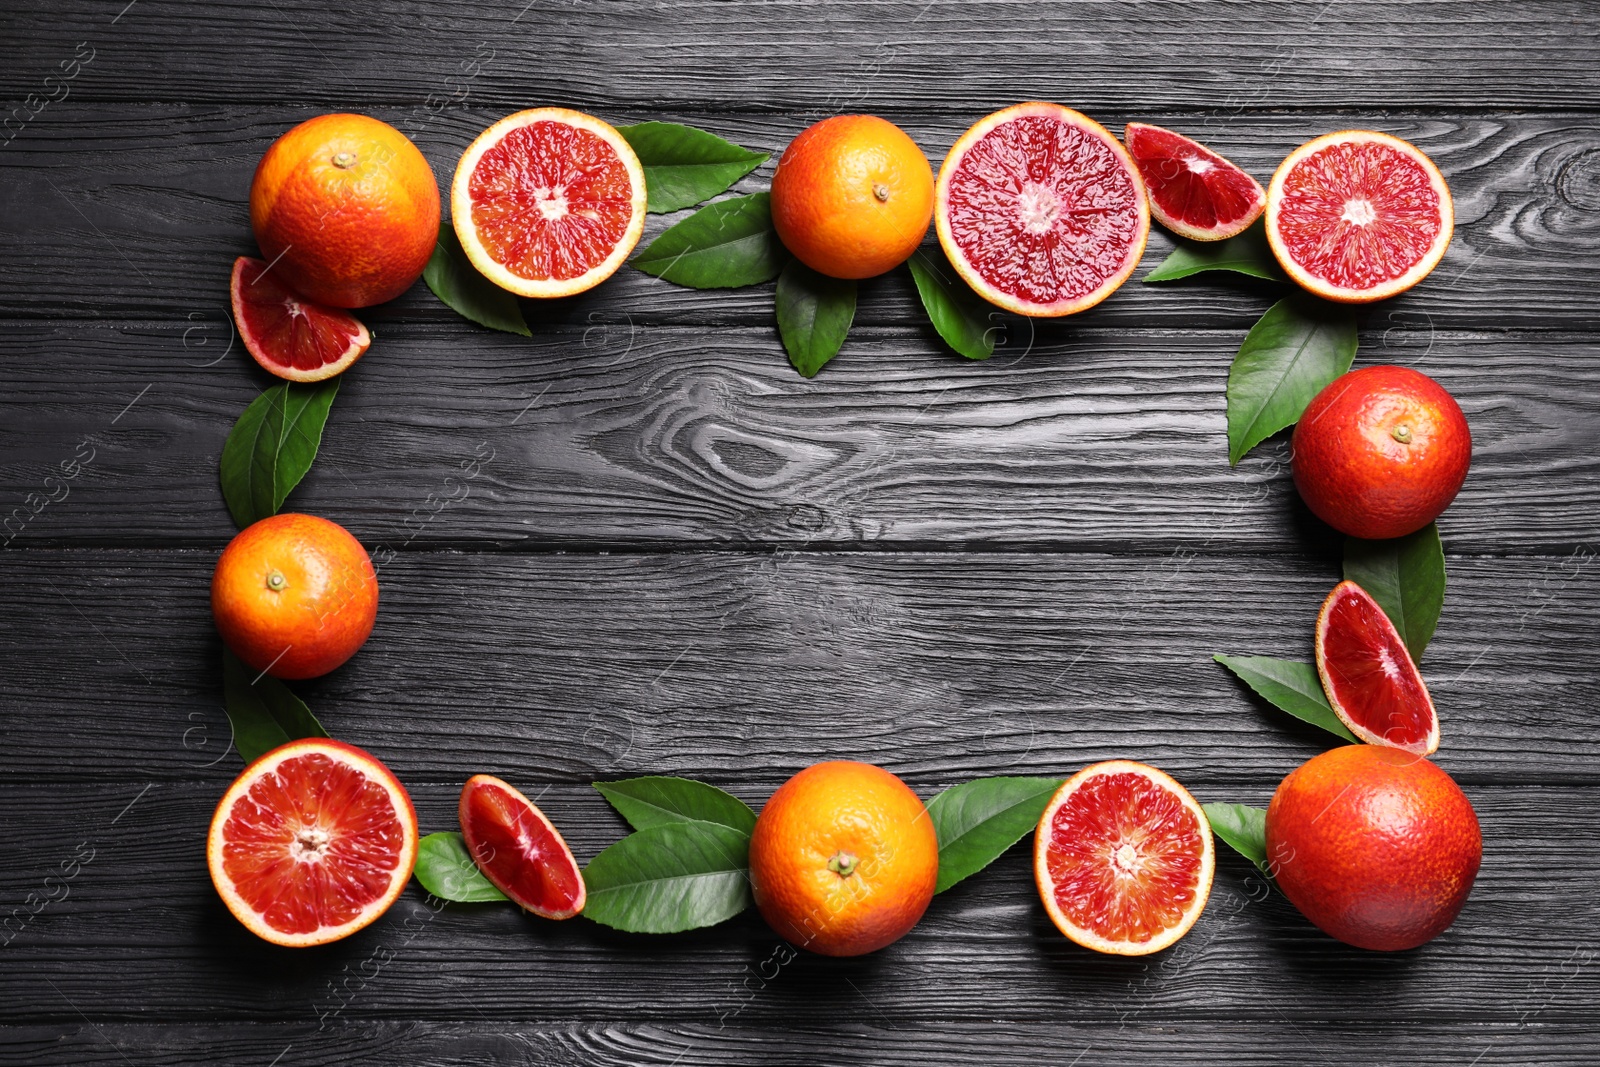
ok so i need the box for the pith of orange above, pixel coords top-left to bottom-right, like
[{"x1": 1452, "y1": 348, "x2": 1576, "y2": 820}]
[
  {"x1": 211, "y1": 513, "x2": 379, "y2": 680},
  {"x1": 748, "y1": 761, "x2": 938, "y2": 956},
  {"x1": 250, "y1": 113, "x2": 440, "y2": 308},
  {"x1": 770, "y1": 115, "x2": 935, "y2": 279}
]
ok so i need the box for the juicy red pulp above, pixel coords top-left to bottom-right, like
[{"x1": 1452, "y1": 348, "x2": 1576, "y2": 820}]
[
  {"x1": 944, "y1": 113, "x2": 1143, "y2": 308},
  {"x1": 1042, "y1": 771, "x2": 1205, "y2": 945},
  {"x1": 1319, "y1": 585, "x2": 1436, "y2": 751},
  {"x1": 460, "y1": 781, "x2": 582, "y2": 915},
  {"x1": 1126, "y1": 124, "x2": 1262, "y2": 232},
  {"x1": 220, "y1": 752, "x2": 408, "y2": 935},
  {"x1": 233, "y1": 257, "x2": 366, "y2": 373},
  {"x1": 1275, "y1": 141, "x2": 1442, "y2": 289},
  {"x1": 468, "y1": 121, "x2": 635, "y2": 282}
]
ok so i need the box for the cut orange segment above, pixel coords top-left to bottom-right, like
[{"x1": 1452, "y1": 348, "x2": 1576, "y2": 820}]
[
  {"x1": 1315, "y1": 580, "x2": 1440, "y2": 755},
  {"x1": 1265, "y1": 130, "x2": 1453, "y2": 303},
  {"x1": 451, "y1": 108, "x2": 647, "y2": 298},
  {"x1": 207, "y1": 738, "x2": 418, "y2": 947},
  {"x1": 1034, "y1": 760, "x2": 1214, "y2": 955},
  {"x1": 230, "y1": 257, "x2": 370, "y2": 382},
  {"x1": 1124, "y1": 122, "x2": 1265, "y2": 241},
  {"x1": 458, "y1": 774, "x2": 585, "y2": 920}
]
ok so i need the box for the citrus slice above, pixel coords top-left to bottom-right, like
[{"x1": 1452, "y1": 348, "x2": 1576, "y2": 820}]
[
  {"x1": 1124, "y1": 122, "x2": 1265, "y2": 241},
  {"x1": 451, "y1": 108, "x2": 647, "y2": 299},
  {"x1": 1315, "y1": 580, "x2": 1440, "y2": 754},
  {"x1": 458, "y1": 774, "x2": 585, "y2": 919},
  {"x1": 935, "y1": 102, "x2": 1149, "y2": 318},
  {"x1": 1034, "y1": 760, "x2": 1214, "y2": 956},
  {"x1": 1265, "y1": 130, "x2": 1453, "y2": 303},
  {"x1": 207, "y1": 738, "x2": 418, "y2": 947},
  {"x1": 230, "y1": 256, "x2": 370, "y2": 382}
]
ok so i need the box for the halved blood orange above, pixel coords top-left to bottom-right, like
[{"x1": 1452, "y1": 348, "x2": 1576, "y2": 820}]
[
  {"x1": 458, "y1": 774, "x2": 585, "y2": 919},
  {"x1": 1124, "y1": 122, "x2": 1266, "y2": 241},
  {"x1": 207, "y1": 738, "x2": 418, "y2": 947},
  {"x1": 451, "y1": 108, "x2": 647, "y2": 299},
  {"x1": 1034, "y1": 760, "x2": 1214, "y2": 956},
  {"x1": 1315, "y1": 580, "x2": 1440, "y2": 755},
  {"x1": 935, "y1": 103, "x2": 1149, "y2": 317},
  {"x1": 230, "y1": 256, "x2": 370, "y2": 382},
  {"x1": 1265, "y1": 130, "x2": 1453, "y2": 303}
]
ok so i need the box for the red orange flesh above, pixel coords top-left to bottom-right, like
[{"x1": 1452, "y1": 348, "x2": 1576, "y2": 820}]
[
  {"x1": 1266, "y1": 130, "x2": 1453, "y2": 303},
  {"x1": 451, "y1": 108, "x2": 646, "y2": 298},
  {"x1": 458, "y1": 774, "x2": 585, "y2": 919},
  {"x1": 1316, "y1": 580, "x2": 1440, "y2": 755},
  {"x1": 230, "y1": 257, "x2": 371, "y2": 382},
  {"x1": 207, "y1": 738, "x2": 418, "y2": 947},
  {"x1": 936, "y1": 103, "x2": 1149, "y2": 317},
  {"x1": 1124, "y1": 122, "x2": 1265, "y2": 241},
  {"x1": 1034, "y1": 760, "x2": 1213, "y2": 955}
]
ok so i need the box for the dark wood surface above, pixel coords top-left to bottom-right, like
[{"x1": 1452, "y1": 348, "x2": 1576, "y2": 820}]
[{"x1": 3, "y1": 2, "x2": 1598, "y2": 1063}]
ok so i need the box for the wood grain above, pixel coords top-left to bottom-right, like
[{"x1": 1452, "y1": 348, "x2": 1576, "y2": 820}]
[
  {"x1": 5, "y1": 1, "x2": 1598, "y2": 111},
  {"x1": 5, "y1": 0, "x2": 1600, "y2": 1059},
  {"x1": 5, "y1": 1020, "x2": 1599, "y2": 1067},
  {"x1": 2, "y1": 548, "x2": 1595, "y2": 784},
  {"x1": 1, "y1": 780, "x2": 1595, "y2": 1025},
  {"x1": 2, "y1": 106, "x2": 1597, "y2": 330},
  {"x1": 1, "y1": 322, "x2": 1593, "y2": 550}
]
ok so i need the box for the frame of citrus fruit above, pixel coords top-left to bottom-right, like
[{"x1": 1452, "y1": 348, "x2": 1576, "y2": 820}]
[{"x1": 207, "y1": 105, "x2": 1479, "y2": 959}]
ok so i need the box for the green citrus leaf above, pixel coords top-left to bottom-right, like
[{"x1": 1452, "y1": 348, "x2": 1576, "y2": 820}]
[
  {"x1": 1213, "y1": 653, "x2": 1359, "y2": 743},
  {"x1": 220, "y1": 647, "x2": 329, "y2": 764},
  {"x1": 632, "y1": 193, "x2": 786, "y2": 289},
  {"x1": 1225, "y1": 297, "x2": 1357, "y2": 465},
  {"x1": 413, "y1": 831, "x2": 509, "y2": 903},
  {"x1": 219, "y1": 387, "x2": 279, "y2": 527},
  {"x1": 219, "y1": 379, "x2": 340, "y2": 528},
  {"x1": 593, "y1": 777, "x2": 757, "y2": 835},
  {"x1": 926, "y1": 776, "x2": 1062, "y2": 894},
  {"x1": 582, "y1": 821, "x2": 753, "y2": 934},
  {"x1": 775, "y1": 259, "x2": 856, "y2": 378},
  {"x1": 423, "y1": 224, "x2": 530, "y2": 336},
  {"x1": 615, "y1": 121, "x2": 769, "y2": 214},
  {"x1": 1201, "y1": 802, "x2": 1271, "y2": 877},
  {"x1": 1343, "y1": 523, "x2": 1447, "y2": 659},
  {"x1": 906, "y1": 246, "x2": 997, "y2": 361},
  {"x1": 1144, "y1": 220, "x2": 1286, "y2": 283}
]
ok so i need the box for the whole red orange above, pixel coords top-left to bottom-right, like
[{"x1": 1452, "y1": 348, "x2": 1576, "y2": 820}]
[
  {"x1": 1265, "y1": 745, "x2": 1481, "y2": 951},
  {"x1": 1291, "y1": 365, "x2": 1471, "y2": 539},
  {"x1": 250, "y1": 113, "x2": 440, "y2": 308},
  {"x1": 211, "y1": 513, "x2": 378, "y2": 680}
]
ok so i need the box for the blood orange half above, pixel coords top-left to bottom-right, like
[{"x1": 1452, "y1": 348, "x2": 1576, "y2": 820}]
[
  {"x1": 230, "y1": 257, "x2": 371, "y2": 382},
  {"x1": 458, "y1": 774, "x2": 585, "y2": 920},
  {"x1": 1315, "y1": 580, "x2": 1440, "y2": 755},
  {"x1": 451, "y1": 108, "x2": 647, "y2": 299},
  {"x1": 936, "y1": 103, "x2": 1149, "y2": 317},
  {"x1": 1266, "y1": 130, "x2": 1453, "y2": 303},
  {"x1": 1034, "y1": 760, "x2": 1214, "y2": 956},
  {"x1": 1124, "y1": 122, "x2": 1265, "y2": 241},
  {"x1": 207, "y1": 738, "x2": 418, "y2": 947}
]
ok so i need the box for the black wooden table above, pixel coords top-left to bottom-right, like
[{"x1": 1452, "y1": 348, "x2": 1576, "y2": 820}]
[{"x1": 4, "y1": 2, "x2": 1598, "y2": 1063}]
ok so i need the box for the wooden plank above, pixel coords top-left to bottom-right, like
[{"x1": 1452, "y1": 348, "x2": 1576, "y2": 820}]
[
  {"x1": 2, "y1": 548, "x2": 1595, "y2": 783},
  {"x1": 0, "y1": 322, "x2": 1594, "y2": 551},
  {"x1": 4, "y1": 1020, "x2": 1599, "y2": 1066},
  {"x1": 2, "y1": 106, "x2": 1597, "y2": 330},
  {"x1": 6, "y1": 1, "x2": 1599, "y2": 111},
  {"x1": 0, "y1": 779, "x2": 1594, "y2": 1024}
]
